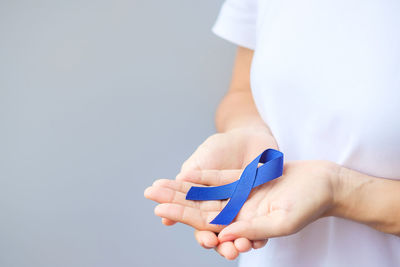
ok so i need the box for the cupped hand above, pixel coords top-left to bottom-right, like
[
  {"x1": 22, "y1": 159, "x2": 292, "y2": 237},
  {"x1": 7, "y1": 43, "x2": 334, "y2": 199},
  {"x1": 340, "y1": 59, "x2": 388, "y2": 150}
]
[
  {"x1": 159, "y1": 126, "x2": 278, "y2": 259},
  {"x1": 145, "y1": 160, "x2": 340, "y2": 257}
]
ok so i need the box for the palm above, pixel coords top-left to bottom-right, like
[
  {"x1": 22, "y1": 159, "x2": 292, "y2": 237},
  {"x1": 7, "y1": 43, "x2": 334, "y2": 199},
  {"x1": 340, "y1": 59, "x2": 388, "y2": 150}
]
[
  {"x1": 174, "y1": 127, "x2": 278, "y2": 230},
  {"x1": 146, "y1": 127, "x2": 280, "y2": 258},
  {"x1": 148, "y1": 169, "x2": 272, "y2": 233},
  {"x1": 222, "y1": 164, "x2": 330, "y2": 235},
  {"x1": 146, "y1": 161, "x2": 334, "y2": 239}
]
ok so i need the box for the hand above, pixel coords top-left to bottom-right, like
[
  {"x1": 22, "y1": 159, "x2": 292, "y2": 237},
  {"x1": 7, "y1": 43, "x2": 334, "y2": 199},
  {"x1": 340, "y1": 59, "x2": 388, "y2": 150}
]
[
  {"x1": 145, "y1": 160, "x2": 341, "y2": 254},
  {"x1": 179, "y1": 126, "x2": 277, "y2": 171},
  {"x1": 157, "y1": 126, "x2": 278, "y2": 259}
]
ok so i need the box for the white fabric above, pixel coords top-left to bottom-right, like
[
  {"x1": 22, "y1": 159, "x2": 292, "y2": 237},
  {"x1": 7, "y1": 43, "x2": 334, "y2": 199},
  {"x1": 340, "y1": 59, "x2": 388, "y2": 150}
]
[{"x1": 213, "y1": 0, "x2": 400, "y2": 266}]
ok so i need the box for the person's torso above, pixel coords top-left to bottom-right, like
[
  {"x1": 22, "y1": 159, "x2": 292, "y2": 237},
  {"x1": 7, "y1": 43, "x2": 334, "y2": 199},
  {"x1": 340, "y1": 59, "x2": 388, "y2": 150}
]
[{"x1": 244, "y1": 0, "x2": 400, "y2": 266}]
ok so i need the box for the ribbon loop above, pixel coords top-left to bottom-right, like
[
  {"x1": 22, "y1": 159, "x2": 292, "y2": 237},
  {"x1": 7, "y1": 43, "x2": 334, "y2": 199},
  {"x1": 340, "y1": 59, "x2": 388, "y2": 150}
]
[{"x1": 185, "y1": 149, "x2": 284, "y2": 225}]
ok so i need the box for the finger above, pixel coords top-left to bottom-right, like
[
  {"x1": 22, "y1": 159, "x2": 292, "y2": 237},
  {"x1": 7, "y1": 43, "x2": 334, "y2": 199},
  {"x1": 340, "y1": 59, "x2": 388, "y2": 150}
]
[
  {"x1": 176, "y1": 169, "x2": 242, "y2": 186},
  {"x1": 154, "y1": 203, "x2": 224, "y2": 232},
  {"x1": 145, "y1": 186, "x2": 225, "y2": 212},
  {"x1": 215, "y1": 241, "x2": 239, "y2": 260},
  {"x1": 194, "y1": 230, "x2": 218, "y2": 249},
  {"x1": 153, "y1": 179, "x2": 201, "y2": 194},
  {"x1": 152, "y1": 179, "x2": 228, "y2": 210},
  {"x1": 252, "y1": 240, "x2": 268, "y2": 249},
  {"x1": 234, "y1": 238, "x2": 252, "y2": 253},
  {"x1": 145, "y1": 186, "x2": 197, "y2": 208},
  {"x1": 218, "y1": 213, "x2": 290, "y2": 242},
  {"x1": 161, "y1": 218, "x2": 176, "y2": 226}
]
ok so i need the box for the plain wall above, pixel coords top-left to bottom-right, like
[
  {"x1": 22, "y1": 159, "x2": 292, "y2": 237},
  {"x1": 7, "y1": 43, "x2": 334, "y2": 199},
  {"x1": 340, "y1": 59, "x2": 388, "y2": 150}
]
[{"x1": 0, "y1": 1, "x2": 237, "y2": 266}]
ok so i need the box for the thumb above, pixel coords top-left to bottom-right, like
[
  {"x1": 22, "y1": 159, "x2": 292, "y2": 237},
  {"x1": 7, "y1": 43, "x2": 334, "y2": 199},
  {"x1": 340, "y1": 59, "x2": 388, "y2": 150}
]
[
  {"x1": 218, "y1": 214, "x2": 292, "y2": 242},
  {"x1": 177, "y1": 169, "x2": 242, "y2": 186}
]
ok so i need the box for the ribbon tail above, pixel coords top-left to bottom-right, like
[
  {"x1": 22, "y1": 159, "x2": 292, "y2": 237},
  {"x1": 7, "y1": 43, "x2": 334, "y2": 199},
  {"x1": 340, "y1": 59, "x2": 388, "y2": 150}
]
[
  {"x1": 184, "y1": 148, "x2": 284, "y2": 226},
  {"x1": 209, "y1": 156, "x2": 260, "y2": 225}
]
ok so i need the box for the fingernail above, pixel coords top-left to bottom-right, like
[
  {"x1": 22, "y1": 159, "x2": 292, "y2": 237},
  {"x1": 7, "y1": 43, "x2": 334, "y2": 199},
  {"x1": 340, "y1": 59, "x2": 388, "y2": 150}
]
[{"x1": 154, "y1": 205, "x2": 162, "y2": 216}]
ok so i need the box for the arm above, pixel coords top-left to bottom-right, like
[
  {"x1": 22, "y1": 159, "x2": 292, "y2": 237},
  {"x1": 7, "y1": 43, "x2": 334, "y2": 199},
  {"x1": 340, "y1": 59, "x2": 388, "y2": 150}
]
[
  {"x1": 179, "y1": 46, "x2": 278, "y2": 259},
  {"x1": 217, "y1": 48, "x2": 400, "y2": 237},
  {"x1": 147, "y1": 47, "x2": 399, "y2": 260},
  {"x1": 220, "y1": 48, "x2": 400, "y2": 237},
  {"x1": 215, "y1": 47, "x2": 271, "y2": 133},
  {"x1": 188, "y1": 46, "x2": 277, "y2": 258},
  {"x1": 147, "y1": 160, "x2": 400, "y2": 247},
  {"x1": 215, "y1": 162, "x2": 400, "y2": 242},
  {"x1": 333, "y1": 167, "x2": 400, "y2": 236}
]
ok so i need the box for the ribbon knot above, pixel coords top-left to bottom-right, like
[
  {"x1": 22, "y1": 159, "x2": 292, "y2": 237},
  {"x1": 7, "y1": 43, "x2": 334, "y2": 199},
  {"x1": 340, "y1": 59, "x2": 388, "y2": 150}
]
[{"x1": 185, "y1": 149, "x2": 284, "y2": 225}]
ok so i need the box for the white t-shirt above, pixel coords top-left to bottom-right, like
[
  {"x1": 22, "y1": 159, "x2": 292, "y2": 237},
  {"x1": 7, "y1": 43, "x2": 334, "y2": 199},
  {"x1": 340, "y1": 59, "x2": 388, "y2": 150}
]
[{"x1": 213, "y1": 0, "x2": 400, "y2": 266}]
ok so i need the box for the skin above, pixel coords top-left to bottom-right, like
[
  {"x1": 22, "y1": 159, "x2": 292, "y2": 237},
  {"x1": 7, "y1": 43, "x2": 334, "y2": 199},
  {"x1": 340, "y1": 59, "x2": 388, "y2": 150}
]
[
  {"x1": 161, "y1": 46, "x2": 275, "y2": 258},
  {"x1": 167, "y1": 127, "x2": 278, "y2": 258},
  {"x1": 145, "y1": 161, "x2": 338, "y2": 254},
  {"x1": 144, "y1": 46, "x2": 400, "y2": 260}
]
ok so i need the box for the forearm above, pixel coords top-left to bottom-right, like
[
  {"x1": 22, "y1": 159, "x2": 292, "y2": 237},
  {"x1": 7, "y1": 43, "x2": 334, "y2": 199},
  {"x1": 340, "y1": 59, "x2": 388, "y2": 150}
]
[
  {"x1": 215, "y1": 46, "x2": 270, "y2": 133},
  {"x1": 332, "y1": 167, "x2": 400, "y2": 236},
  {"x1": 216, "y1": 90, "x2": 268, "y2": 133}
]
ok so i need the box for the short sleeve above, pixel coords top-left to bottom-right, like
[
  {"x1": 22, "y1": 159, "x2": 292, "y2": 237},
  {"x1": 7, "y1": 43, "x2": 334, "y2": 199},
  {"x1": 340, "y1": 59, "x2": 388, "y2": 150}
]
[{"x1": 212, "y1": 0, "x2": 258, "y2": 50}]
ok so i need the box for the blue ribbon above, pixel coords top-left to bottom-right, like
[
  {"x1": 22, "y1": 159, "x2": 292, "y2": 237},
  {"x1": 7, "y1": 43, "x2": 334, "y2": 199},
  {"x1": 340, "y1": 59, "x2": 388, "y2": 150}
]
[{"x1": 185, "y1": 149, "x2": 284, "y2": 225}]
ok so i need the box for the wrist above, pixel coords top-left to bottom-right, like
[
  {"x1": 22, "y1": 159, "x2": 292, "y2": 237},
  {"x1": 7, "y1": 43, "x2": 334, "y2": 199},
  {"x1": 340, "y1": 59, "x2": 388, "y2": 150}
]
[
  {"x1": 321, "y1": 162, "x2": 348, "y2": 218},
  {"x1": 327, "y1": 164, "x2": 356, "y2": 218}
]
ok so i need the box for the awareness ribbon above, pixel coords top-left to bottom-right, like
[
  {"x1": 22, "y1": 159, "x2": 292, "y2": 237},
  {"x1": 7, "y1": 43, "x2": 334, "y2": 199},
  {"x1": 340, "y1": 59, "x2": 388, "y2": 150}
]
[{"x1": 185, "y1": 149, "x2": 284, "y2": 225}]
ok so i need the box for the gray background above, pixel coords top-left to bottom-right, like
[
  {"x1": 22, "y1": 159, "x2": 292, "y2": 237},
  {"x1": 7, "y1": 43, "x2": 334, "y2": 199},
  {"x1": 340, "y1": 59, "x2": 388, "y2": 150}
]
[{"x1": 0, "y1": 0, "x2": 237, "y2": 266}]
